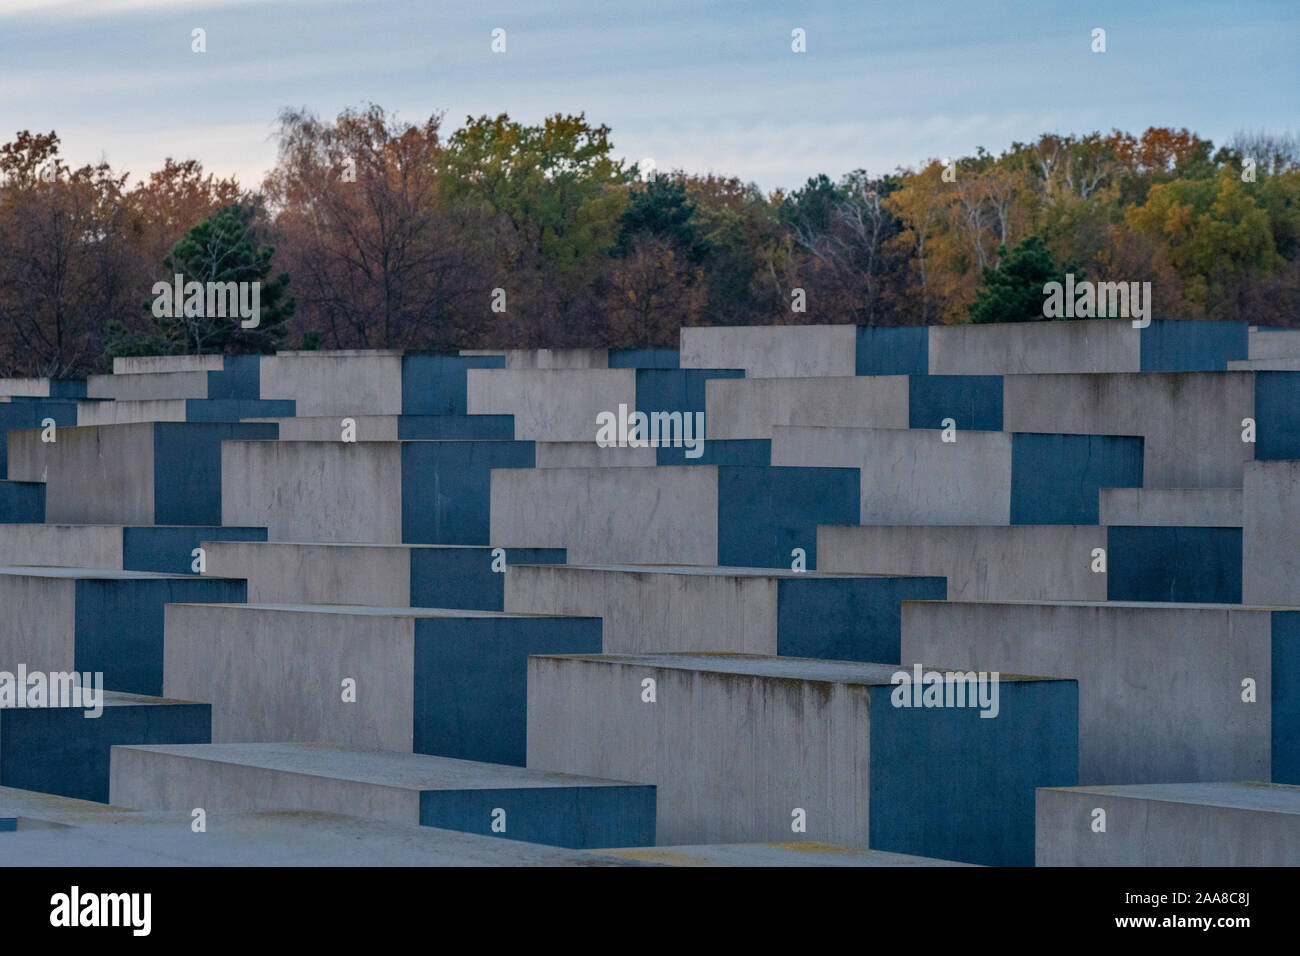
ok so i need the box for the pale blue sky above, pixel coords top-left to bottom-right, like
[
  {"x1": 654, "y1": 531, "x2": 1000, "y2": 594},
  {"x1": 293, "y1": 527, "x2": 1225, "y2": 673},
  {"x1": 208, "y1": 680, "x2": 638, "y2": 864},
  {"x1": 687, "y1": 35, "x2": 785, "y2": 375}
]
[{"x1": 1, "y1": 0, "x2": 1296, "y2": 191}]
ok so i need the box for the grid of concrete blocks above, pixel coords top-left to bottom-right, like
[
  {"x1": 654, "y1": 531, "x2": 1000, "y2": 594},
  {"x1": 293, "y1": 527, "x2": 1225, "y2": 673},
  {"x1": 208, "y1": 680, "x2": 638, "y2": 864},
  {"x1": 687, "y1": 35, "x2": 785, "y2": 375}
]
[{"x1": 0, "y1": 318, "x2": 1298, "y2": 866}]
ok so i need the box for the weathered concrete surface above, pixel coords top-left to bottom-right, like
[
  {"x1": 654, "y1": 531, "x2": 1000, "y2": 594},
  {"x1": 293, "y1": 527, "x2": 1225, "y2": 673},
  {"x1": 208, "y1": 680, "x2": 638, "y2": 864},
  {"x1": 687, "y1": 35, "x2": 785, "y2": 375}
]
[
  {"x1": 782, "y1": 425, "x2": 1144, "y2": 524},
  {"x1": 0, "y1": 523, "x2": 265, "y2": 574},
  {"x1": 596, "y1": 842, "x2": 977, "y2": 866},
  {"x1": 202, "y1": 540, "x2": 564, "y2": 611},
  {"x1": 491, "y1": 464, "x2": 858, "y2": 568},
  {"x1": 1099, "y1": 487, "x2": 1242, "y2": 526},
  {"x1": 682, "y1": 325, "x2": 859, "y2": 377},
  {"x1": 0, "y1": 524, "x2": 124, "y2": 569},
  {"x1": 0, "y1": 691, "x2": 210, "y2": 802},
  {"x1": 113, "y1": 354, "x2": 224, "y2": 375},
  {"x1": 1249, "y1": 329, "x2": 1300, "y2": 360},
  {"x1": 467, "y1": 368, "x2": 636, "y2": 441},
  {"x1": 0, "y1": 397, "x2": 79, "y2": 479},
  {"x1": 817, "y1": 525, "x2": 1107, "y2": 601},
  {"x1": 1229, "y1": 358, "x2": 1300, "y2": 370},
  {"x1": 929, "y1": 320, "x2": 1141, "y2": 374},
  {"x1": 773, "y1": 425, "x2": 1012, "y2": 524},
  {"x1": 204, "y1": 541, "x2": 411, "y2": 605},
  {"x1": 1003, "y1": 371, "x2": 1253, "y2": 487},
  {"x1": 10, "y1": 421, "x2": 276, "y2": 525},
  {"x1": 224, "y1": 436, "x2": 537, "y2": 545},
  {"x1": 1243, "y1": 460, "x2": 1300, "y2": 605},
  {"x1": 533, "y1": 441, "x2": 656, "y2": 468},
  {"x1": 1036, "y1": 782, "x2": 1300, "y2": 866},
  {"x1": 247, "y1": 414, "x2": 514, "y2": 441},
  {"x1": 527, "y1": 652, "x2": 1076, "y2": 865},
  {"x1": 9, "y1": 422, "x2": 155, "y2": 524},
  {"x1": 75, "y1": 399, "x2": 190, "y2": 425},
  {"x1": 504, "y1": 563, "x2": 944, "y2": 661},
  {"x1": 501, "y1": 564, "x2": 941, "y2": 660},
  {"x1": 0, "y1": 378, "x2": 55, "y2": 398},
  {"x1": 110, "y1": 742, "x2": 655, "y2": 848},
  {"x1": 705, "y1": 376, "x2": 909, "y2": 439},
  {"x1": 222, "y1": 440, "x2": 403, "y2": 542},
  {"x1": 164, "y1": 602, "x2": 601, "y2": 765},
  {"x1": 85, "y1": 371, "x2": 210, "y2": 400},
  {"x1": 260, "y1": 351, "x2": 404, "y2": 416},
  {"x1": 462, "y1": 348, "x2": 611, "y2": 369},
  {"x1": 492, "y1": 466, "x2": 717, "y2": 564},
  {"x1": 0, "y1": 565, "x2": 247, "y2": 695},
  {"x1": 0, "y1": 809, "x2": 647, "y2": 865},
  {"x1": 901, "y1": 600, "x2": 1281, "y2": 785},
  {"x1": 249, "y1": 414, "x2": 404, "y2": 440}
]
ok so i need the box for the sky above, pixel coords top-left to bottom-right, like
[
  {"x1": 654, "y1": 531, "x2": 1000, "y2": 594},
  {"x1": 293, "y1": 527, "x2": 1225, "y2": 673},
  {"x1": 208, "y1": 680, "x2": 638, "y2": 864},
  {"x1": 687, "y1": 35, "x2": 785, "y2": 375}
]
[{"x1": 1, "y1": 0, "x2": 1296, "y2": 193}]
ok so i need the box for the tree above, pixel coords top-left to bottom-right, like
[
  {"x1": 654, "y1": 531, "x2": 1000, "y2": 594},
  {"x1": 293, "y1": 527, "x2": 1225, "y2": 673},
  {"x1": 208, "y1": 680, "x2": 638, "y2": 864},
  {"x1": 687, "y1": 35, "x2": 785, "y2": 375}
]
[
  {"x1": 112, "y1": 203, "x2": 293, "y2": 355},
  {"x1": 0, "y1": 130, "x2": 135, "y2": 376},
  {"x1": 265, "y1": 104, "x2": 481, "y2": 350},
  {"x1": 969, "y1": 235, "x2": 1077, "y2": 323}
]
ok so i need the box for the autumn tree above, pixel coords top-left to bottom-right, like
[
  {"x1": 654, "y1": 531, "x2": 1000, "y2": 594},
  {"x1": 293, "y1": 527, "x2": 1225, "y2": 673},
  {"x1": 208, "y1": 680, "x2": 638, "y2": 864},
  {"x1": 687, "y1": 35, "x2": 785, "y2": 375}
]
[{"x1": 0, "y1": 131, "x2": 134, "y2": 376}]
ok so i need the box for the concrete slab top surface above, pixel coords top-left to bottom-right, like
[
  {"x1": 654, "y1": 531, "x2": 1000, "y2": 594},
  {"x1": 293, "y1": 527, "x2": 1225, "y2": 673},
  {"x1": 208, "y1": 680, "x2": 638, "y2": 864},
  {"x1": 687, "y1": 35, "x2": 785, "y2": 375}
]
[
  {"x1": 900, "y1": 598, "x2": 1300, "y2": 611},
  {"x1": 0, "y1": 810, "x2": 651, "y2": 866},
  {"x1": 0, "y1": 565, "x2": 243, "y2": 583},
  {"x1": 0, "y1": 786, "x2": 132, "y2": 821},
  {"x1": 596, "y1": 842, "x2": 979, "y2": 866},
  {"x1": 534, "y1": 653, "x2": 1064, "y2": 684},
  {"x1": 169, "y1": 601, "x2": 599, "y2": 621},
  {"x1": 205, "y1": 541, "x2": 546, "y2": 552},
  {"x1": 1040, "y1": 782, "x2": 1300, "y2": 813},
  {"x1": 0, "y1": 690, "x2": 207, "y2": 709},
  {"x1": 113, "y1": 742, "x2": 647, "y2": 790},
  {"x1": 517, "y1": 563, "x2": 930, "y2": 580},
  {"x1": 2, "y1": 524, "x2": 259, "y2": 532}
]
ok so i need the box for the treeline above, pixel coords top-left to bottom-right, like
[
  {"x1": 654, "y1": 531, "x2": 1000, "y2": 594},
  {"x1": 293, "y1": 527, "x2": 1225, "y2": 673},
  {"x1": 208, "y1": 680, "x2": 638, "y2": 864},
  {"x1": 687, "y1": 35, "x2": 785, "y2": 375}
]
[{"x1": 1, "y1": 108, "x2": 1298, "y2": 376}]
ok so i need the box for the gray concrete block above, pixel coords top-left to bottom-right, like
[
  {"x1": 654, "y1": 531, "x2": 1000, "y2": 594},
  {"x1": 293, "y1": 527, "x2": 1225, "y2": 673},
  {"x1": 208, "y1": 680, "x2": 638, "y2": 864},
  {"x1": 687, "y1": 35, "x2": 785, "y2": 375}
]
[
  {"x1": 85, "y1": 371, "x2": 210, "y2": 401},
  {"x1": 250, "y1": 415, "x2": 403, "y2": 441},
  {"x1": 74, "y1": 400, "x2": 190, "y2": 426},
  {"x1": 112, "y1": 355, "x2": 225, "y2": 375},
  {"x1": 1243, "y1": 460, "x2": 1300, "y2": 605},
  {"x1": 533, "y1": 441, "x2": 656, "y2": 468},
  {"x1": 462, "y1": 348, "x2": 610, "y2": 369},
  {"x1": 1229, "y1": 358, "x2": 1300, "y2": 370},
  {"x1": 929, "y1": 320, "x2": 1141, "y2": 374},
  {"x1": 0, "y1": 378, "x2": 55, "y2": 398},
  {"x1": 9, "y1": 422, "x2": 156, "y2": 524},
  {"x1": 1003, "y1": 371, "x2": 1253, "y2": 487},
  {"x1": 467, "y1": 368, "x2": 636, "y2": 441},
  {"x1": 492, "y1": 466, "x2": 718, "y2": 564},
  {"x1": 110, "y1": 741, "x2": 655, "y2": 847},
  {"x1": 0, "y1": 524, "x2": 125, "y2": 570},
  {"x1": 772, "y1": 425, "x2": 1013, "y2": 524},
  {"x1": 163, "y1": 602, "x2": 601, "y2": 765},
  {"x1": 222, "y1": 440, "x2": 403, "y2": 542},
  {"x1": 1249, "y1": 329, "x2": 1300, "y2": 360},
  {"x1": 527, "y1": 652, "x2": 1076, "y2": 865},
  {"x1": 204, "y1": 541, "x2": 412, "y2": 605},
  {"x1": 504, "y1": 563, "x2": 945, "y2": 661},
  {"x1": 705, "y1": 376, "x2": 909, "y2": 439},
  {"x1": 817, "y1": 525, "x2": 1107, "y2": 601},
  {"x1": 681, "y1": 325, "x2": 859, "y2": 377},
  {"x1": 0, "y1": 809, "x2": 647, "y2": 865},
  {"x1": 1036, "y1": 782, "x2": 1300, "y2": 866},
  {"x1": 1099, "y1": 487, "x2": 1242, "y2": 526},
  {"x1": 901, "y1": 600, "x2": 1280, "y2": 784},
  {"x1": 259, "y1": 351, "x2": 404, "y2": 416}
]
